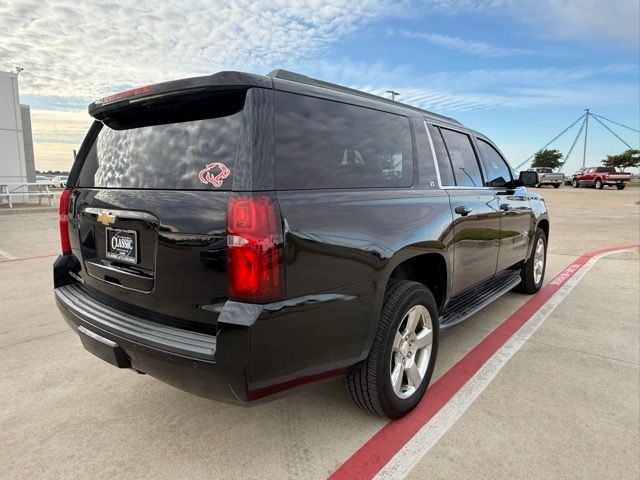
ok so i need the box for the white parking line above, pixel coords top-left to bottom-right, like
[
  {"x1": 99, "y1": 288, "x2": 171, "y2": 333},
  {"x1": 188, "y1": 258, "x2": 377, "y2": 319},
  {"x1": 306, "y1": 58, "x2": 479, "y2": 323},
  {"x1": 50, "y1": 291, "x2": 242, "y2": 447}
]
[
  {"x1": 374, "y1": 250, "x2": 631, "y2": 480},
  {"x1": 0, "y1": 248, "x2": 16, "y2": 260}
]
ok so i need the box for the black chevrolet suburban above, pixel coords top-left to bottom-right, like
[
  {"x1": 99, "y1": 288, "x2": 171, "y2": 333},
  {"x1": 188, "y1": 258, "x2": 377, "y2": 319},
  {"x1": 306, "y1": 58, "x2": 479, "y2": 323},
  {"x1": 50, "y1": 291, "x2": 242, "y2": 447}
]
[{"x1": 54, "y1": 70, "x2": 548, "y2": 418}]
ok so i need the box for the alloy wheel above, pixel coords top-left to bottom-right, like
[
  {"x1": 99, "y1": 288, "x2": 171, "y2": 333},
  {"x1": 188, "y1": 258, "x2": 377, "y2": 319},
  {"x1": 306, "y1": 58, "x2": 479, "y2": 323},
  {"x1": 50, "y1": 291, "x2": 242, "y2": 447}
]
[
  {"x1": 533, "y1": 237, "x2": 545, "y2": 285},
  {"x1": 389, "y1": 305, "x2": 433, "y2": 399}
]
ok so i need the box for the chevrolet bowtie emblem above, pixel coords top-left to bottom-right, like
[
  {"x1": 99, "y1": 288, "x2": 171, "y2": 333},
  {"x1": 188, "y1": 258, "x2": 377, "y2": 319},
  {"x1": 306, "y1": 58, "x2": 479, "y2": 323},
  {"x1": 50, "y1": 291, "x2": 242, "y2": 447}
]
[{"x1": 97, "y1": 212, "x2": 116, "y2": 225}]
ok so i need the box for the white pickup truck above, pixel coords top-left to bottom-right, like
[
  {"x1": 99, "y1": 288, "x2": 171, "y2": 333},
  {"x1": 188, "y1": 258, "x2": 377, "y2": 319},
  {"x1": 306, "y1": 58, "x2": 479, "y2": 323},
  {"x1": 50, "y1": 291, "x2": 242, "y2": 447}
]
[{"x1": 528, "y1": 167, "x2": 564, "y2": 188}]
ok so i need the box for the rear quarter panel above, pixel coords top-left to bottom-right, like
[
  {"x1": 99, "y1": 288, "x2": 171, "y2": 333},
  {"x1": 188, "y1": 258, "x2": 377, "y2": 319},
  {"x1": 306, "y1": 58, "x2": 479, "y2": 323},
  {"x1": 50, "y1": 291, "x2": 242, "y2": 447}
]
[{"x1": 276, "y1": 188, "x2": 453, "y2": 359}]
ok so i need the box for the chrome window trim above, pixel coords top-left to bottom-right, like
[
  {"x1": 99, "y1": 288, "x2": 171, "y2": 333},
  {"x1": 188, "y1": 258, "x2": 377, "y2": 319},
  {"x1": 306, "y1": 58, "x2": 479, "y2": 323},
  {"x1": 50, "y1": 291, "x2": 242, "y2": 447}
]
[
  {"x1": 424, "y1": 120, "x2": 444, "y2": 190},
  {"x1": 423, "y1": 120, "x2": 494, "y2": 191}
]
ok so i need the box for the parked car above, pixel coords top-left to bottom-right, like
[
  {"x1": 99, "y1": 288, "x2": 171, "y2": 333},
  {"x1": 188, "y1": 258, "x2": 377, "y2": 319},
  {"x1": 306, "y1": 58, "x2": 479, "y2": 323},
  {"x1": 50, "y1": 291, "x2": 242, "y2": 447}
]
[
  {"x1": 36, "y1": 175, "x2": 51, "y2": 184},
  {"x1": 528, "y1": 167, "x2": 563, "y2": 188},
  {"x1": 54, "y1": 70, "x2": 549, "y2": 418},
  {"x1": 564, "y1": 168, "x2": 585, "y2": 185},
  {"x1": 51, "y1": 175, "x2": 69, "y2": 188},
  {"x1": 572, "y1": 166, "x2": 631, "y2": 190}
]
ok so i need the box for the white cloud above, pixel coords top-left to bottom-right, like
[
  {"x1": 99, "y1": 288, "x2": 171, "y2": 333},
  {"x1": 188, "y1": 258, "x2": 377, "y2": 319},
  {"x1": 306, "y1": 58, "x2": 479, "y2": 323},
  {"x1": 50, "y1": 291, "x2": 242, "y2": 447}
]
[
  {"x1": 30, "y1": 109, "x2": 92, "y2": 144},
  {"x1": 29, "y1": 109, "x2": 93, "y2": 171},
  {"x1": 0, "y1": 0, "x2": 405, "y2": 99},
  {"x1": 505, "y1": 0, "x2": 639, "y2": 44},
  {"x1": 318, "y1": 60, "x2": 639, "y2": 113},
  {"x1": 429, "y1": 0, "x2": 640, "y2": 44},
  {"x1": 34, "y1": 143, "x2": 78, "y2": 172},
  {"x1": 2, "y1": 0, "x2": 636, "y2": 170},
  {"x1": 396, "y1": 30, "x2": 533, "y2": 57}
]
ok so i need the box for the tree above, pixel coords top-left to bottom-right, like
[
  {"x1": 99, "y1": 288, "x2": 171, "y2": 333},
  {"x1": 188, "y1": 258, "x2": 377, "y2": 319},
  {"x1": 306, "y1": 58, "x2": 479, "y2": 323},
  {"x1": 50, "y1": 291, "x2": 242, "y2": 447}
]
[
  {"x1": 532, "y1": 149, "x2": 563, "y2": 169},
  {"x1": 602, "y1": 149, "x2": 640, "y2": 172}
]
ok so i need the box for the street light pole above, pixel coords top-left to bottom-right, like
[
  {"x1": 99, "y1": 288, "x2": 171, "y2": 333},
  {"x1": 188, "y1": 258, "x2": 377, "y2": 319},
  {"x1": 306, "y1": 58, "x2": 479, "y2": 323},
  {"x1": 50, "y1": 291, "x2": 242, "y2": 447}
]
[
  {"x1": 582, "y1": 108, "x2": 589, "y2": 168},
  {"x1": 386, "y1": 90, "x2": 400, "y2": 101}
]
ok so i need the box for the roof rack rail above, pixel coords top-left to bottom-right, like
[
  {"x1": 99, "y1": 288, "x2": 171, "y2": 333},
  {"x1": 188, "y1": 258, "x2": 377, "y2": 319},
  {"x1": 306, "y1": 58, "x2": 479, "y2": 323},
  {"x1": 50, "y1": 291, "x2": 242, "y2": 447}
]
[{"x1": 267, "y1": 69, "x2": 461, "y2": 126}]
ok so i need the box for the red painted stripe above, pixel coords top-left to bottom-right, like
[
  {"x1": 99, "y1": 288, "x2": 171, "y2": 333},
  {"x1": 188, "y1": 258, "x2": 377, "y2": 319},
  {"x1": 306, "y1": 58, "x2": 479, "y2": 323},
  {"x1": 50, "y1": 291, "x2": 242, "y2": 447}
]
[
  {"x1": 0, "y1": 253, "x2": 58, "y2": 263},
  {"x1": 329, "y1": 244, "x2": 637, "y2": 480}
]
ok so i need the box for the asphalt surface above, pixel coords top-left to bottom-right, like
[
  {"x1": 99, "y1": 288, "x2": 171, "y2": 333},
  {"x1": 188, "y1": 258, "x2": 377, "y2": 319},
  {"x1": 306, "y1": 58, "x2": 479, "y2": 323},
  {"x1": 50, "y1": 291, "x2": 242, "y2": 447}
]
[{"x1": 0, "y1": 186, "x2": 638, "y2": 479}]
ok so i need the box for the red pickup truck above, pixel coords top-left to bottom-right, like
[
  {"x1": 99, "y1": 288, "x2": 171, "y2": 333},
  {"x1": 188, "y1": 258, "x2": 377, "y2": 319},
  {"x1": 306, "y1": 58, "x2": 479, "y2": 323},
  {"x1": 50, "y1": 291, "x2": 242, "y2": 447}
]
[{"x1": 571, "y1": 166, "x2": 631, "y2": 190}]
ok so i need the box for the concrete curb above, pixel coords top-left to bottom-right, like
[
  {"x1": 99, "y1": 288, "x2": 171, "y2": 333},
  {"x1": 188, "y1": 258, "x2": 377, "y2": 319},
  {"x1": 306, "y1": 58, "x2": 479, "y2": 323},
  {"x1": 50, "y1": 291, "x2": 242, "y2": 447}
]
[{"x1": 0, "y1": 206, "x2": 57, "y2": 216}]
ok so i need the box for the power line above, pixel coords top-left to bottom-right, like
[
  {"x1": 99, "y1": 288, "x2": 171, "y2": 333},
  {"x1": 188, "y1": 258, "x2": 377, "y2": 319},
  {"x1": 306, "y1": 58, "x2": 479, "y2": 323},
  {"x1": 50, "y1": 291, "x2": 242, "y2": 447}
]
[
  {"x1": 590, "y1": 113, "x2": 639, "y2": 134},
  {"x1": 559, "y1": 115, "x2": 587, "y2": 170},
  {"x1": 514, "y1": 112, "x2": 585, "y2": 170},
  {"x1": 590, "y1": 114, "x2": 634, "y2": 150}
]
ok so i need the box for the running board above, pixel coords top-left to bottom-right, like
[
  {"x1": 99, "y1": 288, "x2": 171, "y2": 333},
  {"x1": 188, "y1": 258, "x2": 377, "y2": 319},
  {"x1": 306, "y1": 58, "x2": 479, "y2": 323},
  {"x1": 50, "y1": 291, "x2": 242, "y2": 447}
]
[{"x1": 439, "y1": 270, "x2": 522, "y2": 329}]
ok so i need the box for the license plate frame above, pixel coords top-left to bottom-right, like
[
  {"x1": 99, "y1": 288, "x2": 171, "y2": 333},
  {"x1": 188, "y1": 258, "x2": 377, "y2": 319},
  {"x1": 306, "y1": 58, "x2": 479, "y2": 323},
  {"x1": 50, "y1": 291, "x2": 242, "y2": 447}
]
[{"x1": 105, "y1": 227, "x2": 138, "y2": 265}]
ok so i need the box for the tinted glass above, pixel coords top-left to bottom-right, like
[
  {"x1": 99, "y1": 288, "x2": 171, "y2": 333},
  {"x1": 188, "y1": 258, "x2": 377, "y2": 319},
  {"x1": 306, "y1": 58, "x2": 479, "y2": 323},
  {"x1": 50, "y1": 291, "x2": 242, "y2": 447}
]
[
  {"x1": 597, "y1": 167, "x2": 616, "y2": 173},
  {"x1": 275, "y1": 92, "x2": 413, "y2": 189},
  {"x1": 78, "y1": 111, "x2": 242, "y2": 190},
  {"x1": 440, "y1": 129, "x2": 483, "y2": 187},
  {"x1": 477, "y1": 139, "x2": 512, "y2": 187},
  {"x1": 428, "y1": 125, "x2": 455, "y2": 186}
]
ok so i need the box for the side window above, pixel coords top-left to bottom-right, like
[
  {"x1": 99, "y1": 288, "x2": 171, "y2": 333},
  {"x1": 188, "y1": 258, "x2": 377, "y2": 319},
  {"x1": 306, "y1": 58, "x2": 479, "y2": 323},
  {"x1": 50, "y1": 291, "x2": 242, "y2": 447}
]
[
  {"x1": 428, "y1": 125, "x2": 455, "y2": 186},
  {"x1": 440, "y1": 128, "x2": 484, "y2": 187},
  {"x1": 477, "y1": 139, "x2": 513, "y2": 187},
  {"x1": 275, "y1": 92, "x2": 413, "y2": 189}
]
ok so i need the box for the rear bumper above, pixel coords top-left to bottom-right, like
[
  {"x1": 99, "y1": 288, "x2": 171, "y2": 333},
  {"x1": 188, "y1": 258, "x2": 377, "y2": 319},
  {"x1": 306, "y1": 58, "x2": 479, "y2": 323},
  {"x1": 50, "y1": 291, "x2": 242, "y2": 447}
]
[
  {"x1": 56, "y1": 283, "x2": 249, "y2": 404},
  {"x1": 55, "y1": 274, "x2": 373, "y2": 404}
]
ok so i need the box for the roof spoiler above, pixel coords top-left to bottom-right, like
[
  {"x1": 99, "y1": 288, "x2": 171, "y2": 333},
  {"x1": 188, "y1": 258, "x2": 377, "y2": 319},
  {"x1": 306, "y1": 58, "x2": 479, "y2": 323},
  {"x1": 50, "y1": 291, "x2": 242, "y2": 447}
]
[{"x1": 88, "y1": 71, "x2": 272, "y2": 120}]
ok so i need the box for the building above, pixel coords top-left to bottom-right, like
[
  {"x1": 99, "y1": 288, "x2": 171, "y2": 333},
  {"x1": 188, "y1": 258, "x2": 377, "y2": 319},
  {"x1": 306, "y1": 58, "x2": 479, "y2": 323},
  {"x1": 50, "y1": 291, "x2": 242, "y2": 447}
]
[{"x1": 0, "y1": 71, "x2": 36, "y2": 187}]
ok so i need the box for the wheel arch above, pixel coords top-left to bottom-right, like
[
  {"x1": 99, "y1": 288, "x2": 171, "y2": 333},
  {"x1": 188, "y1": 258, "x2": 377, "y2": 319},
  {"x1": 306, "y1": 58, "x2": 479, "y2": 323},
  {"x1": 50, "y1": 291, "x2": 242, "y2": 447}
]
[
  {"x1": 537, "y1": 218, "x2": 549, "y2": 241},
  {"x1": 386, "y1": 252, "x2": 448, "y2": 312}
]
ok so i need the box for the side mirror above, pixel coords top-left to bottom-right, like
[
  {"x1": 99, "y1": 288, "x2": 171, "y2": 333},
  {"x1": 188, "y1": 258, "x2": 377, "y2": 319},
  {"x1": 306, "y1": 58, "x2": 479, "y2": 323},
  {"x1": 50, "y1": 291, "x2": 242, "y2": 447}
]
[{"x1": 519, "y1": 170, "x2": 538, "y2": 187}]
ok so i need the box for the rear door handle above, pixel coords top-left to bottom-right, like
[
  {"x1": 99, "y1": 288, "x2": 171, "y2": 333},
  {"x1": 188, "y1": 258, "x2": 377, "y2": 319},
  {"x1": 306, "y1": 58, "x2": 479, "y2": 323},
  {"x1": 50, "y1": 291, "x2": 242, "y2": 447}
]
[{"x1": 454, "y1": 206, "x2": 473, "y2": 216}]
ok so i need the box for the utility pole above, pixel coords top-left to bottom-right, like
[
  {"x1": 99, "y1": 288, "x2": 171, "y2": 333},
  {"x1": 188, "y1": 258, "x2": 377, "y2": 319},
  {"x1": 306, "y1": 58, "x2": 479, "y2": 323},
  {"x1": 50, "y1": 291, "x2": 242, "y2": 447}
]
[
  {"x1": 386, "y1": 90, "x2": 400, "y2": 101},
  {"x1": 582, "y1": 108, "x2": 589, "y2": 168}
]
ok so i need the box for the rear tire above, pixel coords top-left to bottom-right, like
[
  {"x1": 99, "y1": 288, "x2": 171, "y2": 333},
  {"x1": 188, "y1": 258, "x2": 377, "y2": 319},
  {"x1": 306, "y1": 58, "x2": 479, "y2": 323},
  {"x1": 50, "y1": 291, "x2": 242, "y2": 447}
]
[
  {"x1": 617, "y1": 184, "x2": 626, "y2": 190},
  {"x1": 515, "y1": 227, "x2": 547, "y2": 294},
  {"x1": 595, "y1": 179, "x2": 603, "y2": 189},
  {"x1": 553, "y1": 183, "x2": 560, "y2": 189},
  {"x1": 572, "y1": 179, "x2": 579, "y2": 188},
  {"x1": 345, "y1": 279, "x2": 439, "y2": 419}
]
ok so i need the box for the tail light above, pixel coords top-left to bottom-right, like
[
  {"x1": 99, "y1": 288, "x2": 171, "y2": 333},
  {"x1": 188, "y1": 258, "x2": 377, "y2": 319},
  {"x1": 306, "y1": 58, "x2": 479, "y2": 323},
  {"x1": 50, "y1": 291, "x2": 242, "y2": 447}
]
[
  {"x1": 227, "y1": 194, "x2": 284, "y2": 302},
  {"x1": 59, "y1": 188, "x2": 72, "y2": 254}
]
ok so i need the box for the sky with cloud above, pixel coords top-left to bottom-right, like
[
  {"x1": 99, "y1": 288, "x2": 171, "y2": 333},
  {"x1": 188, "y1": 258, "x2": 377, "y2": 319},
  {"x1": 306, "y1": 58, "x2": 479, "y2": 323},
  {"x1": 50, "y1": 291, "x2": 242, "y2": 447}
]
[{"x1": 1, "y1": 0, "x2": 638, "y2": 172}]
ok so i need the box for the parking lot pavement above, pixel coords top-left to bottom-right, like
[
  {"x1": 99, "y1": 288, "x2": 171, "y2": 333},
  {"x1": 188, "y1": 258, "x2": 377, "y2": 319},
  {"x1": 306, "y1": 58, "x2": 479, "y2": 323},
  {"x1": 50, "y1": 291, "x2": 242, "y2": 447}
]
[
  {"x1": 0, "y1": 187, "x2": 638, "y2": 479},
  {"x1": 406, "y1": 250, "x2": 639, "y2": 480}
]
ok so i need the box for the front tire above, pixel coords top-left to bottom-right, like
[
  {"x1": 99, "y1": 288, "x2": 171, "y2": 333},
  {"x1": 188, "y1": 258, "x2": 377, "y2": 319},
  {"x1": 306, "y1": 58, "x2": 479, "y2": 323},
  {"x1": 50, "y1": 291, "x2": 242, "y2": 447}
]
[
  {"x1": 572, "y1": 179, "x2": 579, "y2": 188},
  {"x1": 345, "y1": 280, "x2": 439, "y2": 418},
  {"x1": 617, "y1": 184, "x2": 626, "y2": 190},
  {"x1": 516, "y1": 228, "x2": 547, "y2": 294}
]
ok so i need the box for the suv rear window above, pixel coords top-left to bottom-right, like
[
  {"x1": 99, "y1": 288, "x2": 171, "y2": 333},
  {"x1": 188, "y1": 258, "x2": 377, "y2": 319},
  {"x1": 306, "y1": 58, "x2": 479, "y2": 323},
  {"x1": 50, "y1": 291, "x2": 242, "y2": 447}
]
[
  {"x1": 275, "y1": 92, "x2": 413, "y2": 190},
  {"x1": 77, "y1": 93, "x2": 244, "y2": 190}
]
